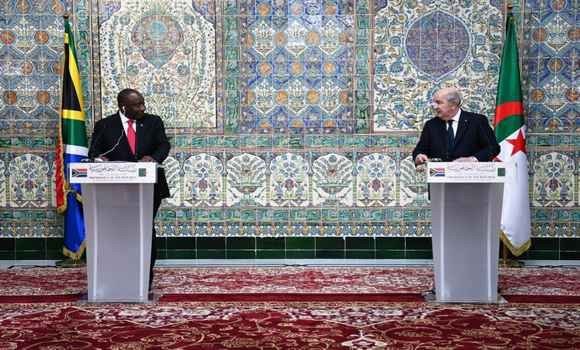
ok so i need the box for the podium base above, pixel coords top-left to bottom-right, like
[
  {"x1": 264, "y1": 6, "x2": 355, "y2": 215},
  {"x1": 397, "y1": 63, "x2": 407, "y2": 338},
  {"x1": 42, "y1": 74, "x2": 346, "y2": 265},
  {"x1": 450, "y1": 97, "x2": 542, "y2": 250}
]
[
  {"x1": 76, "y1": 292, "x2": 158, "y2": 304},
  {"x1": 423, "y1": 291, "x2": 508, "y2": 304}
]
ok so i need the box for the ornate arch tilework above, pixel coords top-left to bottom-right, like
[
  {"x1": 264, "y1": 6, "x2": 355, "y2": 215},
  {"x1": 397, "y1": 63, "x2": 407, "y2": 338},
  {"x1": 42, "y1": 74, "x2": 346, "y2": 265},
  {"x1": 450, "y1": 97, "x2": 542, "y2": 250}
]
[
  {"x1": 399, "y1": 156, "x2": 428, "y2": 207},
  {"x1": 355, "y1": 153, "x2": 397, "y2": 207},
  {"x1": 183, "y1": 153, "x2": 224, "y2": 207},
  {"x1": 312, "y1": 153, "x2": 353, "y2": 206},
  {"x1": 373, "y1": 1, "x2": 502, "y2": 131},
  {"x1": 8, "y1": 154, "x2": 50, "y2": 208},
  {"x1": 163, "y1": 156, "x2": 181, "y2": 207},
  {"x1": 532, "y1": 151, "x2": 575, "y2": 207},
  {"x1": 226, "y1": 153, "x2": 268, "y2": 207},
  {"x1": 98, "y1": 0, "x2": 218, "y2": 131},
  {"x1": 269, "y1": 152, "x2": 310, "y2": 207}
]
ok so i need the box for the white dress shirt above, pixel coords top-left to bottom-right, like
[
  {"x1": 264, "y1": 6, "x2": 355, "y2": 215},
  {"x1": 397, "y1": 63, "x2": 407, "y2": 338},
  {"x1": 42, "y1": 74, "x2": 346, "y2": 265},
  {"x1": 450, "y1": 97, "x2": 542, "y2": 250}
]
[
  {"x1": 119, "y1": 111, "x2": 136, "y2": 137},
  {"x1": 447, "y1": 109, "x2": 461, "y2": 136}
]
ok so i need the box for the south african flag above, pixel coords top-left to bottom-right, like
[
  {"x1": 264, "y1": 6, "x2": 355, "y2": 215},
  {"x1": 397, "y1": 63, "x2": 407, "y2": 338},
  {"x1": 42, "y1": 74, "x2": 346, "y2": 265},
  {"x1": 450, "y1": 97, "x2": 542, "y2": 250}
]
[{"x1": 55, "y1": 16, "x2": 88, "y2": 260}]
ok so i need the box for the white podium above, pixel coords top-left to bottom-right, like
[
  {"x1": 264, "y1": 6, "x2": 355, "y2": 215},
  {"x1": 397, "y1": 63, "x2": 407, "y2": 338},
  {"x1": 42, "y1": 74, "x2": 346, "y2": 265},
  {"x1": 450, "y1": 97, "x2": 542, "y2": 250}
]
[
  {"x1": 70, "y1": 162, "x2": 157, "y2": 302},
  {"x1": 427, "y1": 162, "x2": 507, "y2": 303}
]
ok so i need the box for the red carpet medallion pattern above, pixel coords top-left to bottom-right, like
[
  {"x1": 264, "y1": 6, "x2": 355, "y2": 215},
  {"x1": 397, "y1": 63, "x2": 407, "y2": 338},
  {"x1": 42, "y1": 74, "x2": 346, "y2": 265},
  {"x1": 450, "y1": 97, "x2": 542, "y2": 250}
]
[
  {"x1": 0, "y1": 301, "x2": 578, "y2": 349},
  {"x1": 0, "y1": 266, "x2": 579, "y2": 349}
]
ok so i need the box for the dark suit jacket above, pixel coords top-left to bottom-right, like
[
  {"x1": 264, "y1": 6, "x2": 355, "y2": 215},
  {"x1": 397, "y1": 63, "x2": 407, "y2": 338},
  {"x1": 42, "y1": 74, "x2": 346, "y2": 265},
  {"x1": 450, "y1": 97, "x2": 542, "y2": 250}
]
[
  {"x1": 412, "y1": 110, "x2": 500, "y2": 162},
  {"x1": 88, "y1": 112, "x2": 171, "y2": 199}
]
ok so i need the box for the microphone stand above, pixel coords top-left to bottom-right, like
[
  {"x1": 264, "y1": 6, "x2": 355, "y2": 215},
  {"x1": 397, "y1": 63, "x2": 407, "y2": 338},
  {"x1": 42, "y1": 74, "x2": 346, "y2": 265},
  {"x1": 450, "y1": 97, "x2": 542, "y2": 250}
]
[{"x1": 93, "y1": 132, "x2": 124, "y2": 161}]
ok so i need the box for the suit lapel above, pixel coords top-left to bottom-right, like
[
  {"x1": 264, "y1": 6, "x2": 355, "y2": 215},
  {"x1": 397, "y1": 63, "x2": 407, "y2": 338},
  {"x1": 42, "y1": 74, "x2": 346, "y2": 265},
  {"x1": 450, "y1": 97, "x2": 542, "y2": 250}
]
[
  {"x1": 112, "y1": 114, "x2": 123, "y2": 136},
  {"x1": 440, "y1": 119, "x2": 449, "y2": 148},
  {"x1": 135, "y1": 118, "x2": 144, "y2": 158},
  {"x1": 453, "y1": 111, "x2": 469, "y2": 147}
]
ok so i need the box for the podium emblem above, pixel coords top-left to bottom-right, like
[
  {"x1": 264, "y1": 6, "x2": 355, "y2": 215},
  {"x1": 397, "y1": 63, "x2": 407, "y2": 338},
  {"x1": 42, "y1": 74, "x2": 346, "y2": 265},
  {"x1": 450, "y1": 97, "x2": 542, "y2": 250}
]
[{"x1": 71, "y1": 168, "x2": 88, "y2": 178}]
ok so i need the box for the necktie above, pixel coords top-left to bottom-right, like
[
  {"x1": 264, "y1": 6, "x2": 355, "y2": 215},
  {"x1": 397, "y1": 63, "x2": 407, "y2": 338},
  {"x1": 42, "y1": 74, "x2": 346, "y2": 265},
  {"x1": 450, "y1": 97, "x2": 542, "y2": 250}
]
[
  {"x1": 127, "y1": 119, "x2": 136, "y2": 154},
  {"x1": 447, "y1": 120, "x2": 454, "y2": 151}
]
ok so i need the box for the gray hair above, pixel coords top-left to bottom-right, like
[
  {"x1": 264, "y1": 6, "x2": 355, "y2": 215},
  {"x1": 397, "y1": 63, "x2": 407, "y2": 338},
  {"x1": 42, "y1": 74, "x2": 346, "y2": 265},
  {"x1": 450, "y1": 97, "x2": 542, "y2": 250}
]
[{"x1": 445, "y1": 90, "x2": 462, "y2": 107}]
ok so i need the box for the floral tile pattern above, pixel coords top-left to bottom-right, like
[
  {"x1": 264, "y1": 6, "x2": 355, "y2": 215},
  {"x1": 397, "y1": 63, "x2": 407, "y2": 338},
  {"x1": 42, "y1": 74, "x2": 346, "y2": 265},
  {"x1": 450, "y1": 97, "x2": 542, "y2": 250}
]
[
  {"x1": 0, "y1": 0, "x2": 577, "y2": 239},
  {"x1": 373, "y1": 1, "x2": 502, "y2": 131},
  {"x1": 98, "y1": 0, "x2": 219, "y2": 130},
  {"x1": 238, "y1": 0, "x2": 356, "y2": 133}
]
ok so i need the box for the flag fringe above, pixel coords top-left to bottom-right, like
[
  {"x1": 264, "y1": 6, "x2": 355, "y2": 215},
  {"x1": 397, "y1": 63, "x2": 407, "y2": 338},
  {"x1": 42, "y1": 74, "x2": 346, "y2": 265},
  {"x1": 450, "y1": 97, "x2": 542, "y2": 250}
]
[
  {"x1": 500, "y1": 231, "x2": 531, "y2": 257},
  {"x1": 62, "y1": 240, "x2": 86, "y2": 261},
  {"x1": 56, "y1": 198, "x2": 67, "y2": 215},
  {"x1": 56, "y1": 182, "x2": 70, "y2": 214},
  {"x1": 56, "y1": 182, "x2": 83, "y2": 212}
]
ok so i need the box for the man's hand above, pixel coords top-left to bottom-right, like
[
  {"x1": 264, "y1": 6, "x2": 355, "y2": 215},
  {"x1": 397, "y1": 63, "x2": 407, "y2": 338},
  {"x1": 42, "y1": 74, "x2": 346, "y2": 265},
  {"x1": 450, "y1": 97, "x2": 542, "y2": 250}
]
[
  {"x1": 415, "y1": 154, "x2": 429, "y2": 165},
  {"x1": 139, "y1": 155, "x2": 156, "y2": 162},
  {"x1": 94, "y1": 156, "x2": 109, "y2": 162},
  {"x1": 453, "y1": 156, "x2": 478, "y2": 162}
]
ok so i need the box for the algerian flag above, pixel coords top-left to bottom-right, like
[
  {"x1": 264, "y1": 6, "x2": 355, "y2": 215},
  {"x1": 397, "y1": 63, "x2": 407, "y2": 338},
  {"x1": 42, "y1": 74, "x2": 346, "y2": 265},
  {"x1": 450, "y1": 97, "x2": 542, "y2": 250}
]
[{"x1": 493, "y1": 12, "x2": 531, "y2": 256}]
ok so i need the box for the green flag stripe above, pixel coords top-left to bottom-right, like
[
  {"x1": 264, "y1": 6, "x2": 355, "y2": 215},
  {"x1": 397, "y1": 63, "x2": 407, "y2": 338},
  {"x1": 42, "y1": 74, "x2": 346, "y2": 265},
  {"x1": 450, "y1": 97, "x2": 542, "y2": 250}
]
[
  {"x1": 495, "y1": 115, "x2": 524, "y2": 142},
  {"x1": 495, "y1": 14, "x2": 522, "y2": 106},
  {"x1": 62, "y1": 118, "x2": 88, "y2": 147}
]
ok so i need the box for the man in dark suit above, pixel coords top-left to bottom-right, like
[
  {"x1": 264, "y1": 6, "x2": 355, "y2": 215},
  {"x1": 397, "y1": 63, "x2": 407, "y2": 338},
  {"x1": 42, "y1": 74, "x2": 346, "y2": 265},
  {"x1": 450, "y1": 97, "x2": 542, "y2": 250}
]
[
  {"x1": 413, "y1": 87, "x2": 500, "y2": 165},
  {"x1": 88, "y1": 88, "x2": 170, "y2": 291}
]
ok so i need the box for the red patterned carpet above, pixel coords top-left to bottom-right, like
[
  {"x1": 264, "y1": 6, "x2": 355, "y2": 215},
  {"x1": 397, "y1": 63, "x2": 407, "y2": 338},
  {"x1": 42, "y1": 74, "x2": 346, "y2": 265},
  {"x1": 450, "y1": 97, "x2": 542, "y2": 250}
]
[
  {"x1": 1, "y1": 265, "x2": 579, "y2": 298},
  {"x1": 0, "y1": 265, "x2": 579, "y2": 349},
  {"x1": 1, "y1": 301, "x2": 578, "y2": 349}
]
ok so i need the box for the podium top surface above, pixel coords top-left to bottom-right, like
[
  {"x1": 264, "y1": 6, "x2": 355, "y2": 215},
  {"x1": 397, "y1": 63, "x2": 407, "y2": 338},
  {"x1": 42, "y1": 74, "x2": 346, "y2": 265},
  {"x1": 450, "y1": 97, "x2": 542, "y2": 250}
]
[
  {"x1": 69, "y1": 162, "x2": 157, "y2": 184},
  {"x1": 426, "y1": 162, "x2": 507, "y2": 183}
]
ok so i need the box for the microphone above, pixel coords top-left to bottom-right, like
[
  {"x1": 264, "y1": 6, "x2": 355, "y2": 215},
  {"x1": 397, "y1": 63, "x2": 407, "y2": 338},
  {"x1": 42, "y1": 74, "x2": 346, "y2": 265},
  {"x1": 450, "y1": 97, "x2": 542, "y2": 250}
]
[{"x1": 96, "y1": 131, "x2": 124, "y2": 159}]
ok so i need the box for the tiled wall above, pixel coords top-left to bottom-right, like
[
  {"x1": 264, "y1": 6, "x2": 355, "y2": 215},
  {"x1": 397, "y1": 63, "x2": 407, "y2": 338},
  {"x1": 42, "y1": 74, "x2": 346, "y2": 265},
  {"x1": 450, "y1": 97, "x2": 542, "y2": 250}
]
[
  {"x1": 0, "y1": 0, "x2": 577, "y2": 260},
  {"x1": 1, "y1": 237, "x2": 579, "y2": 261}
]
